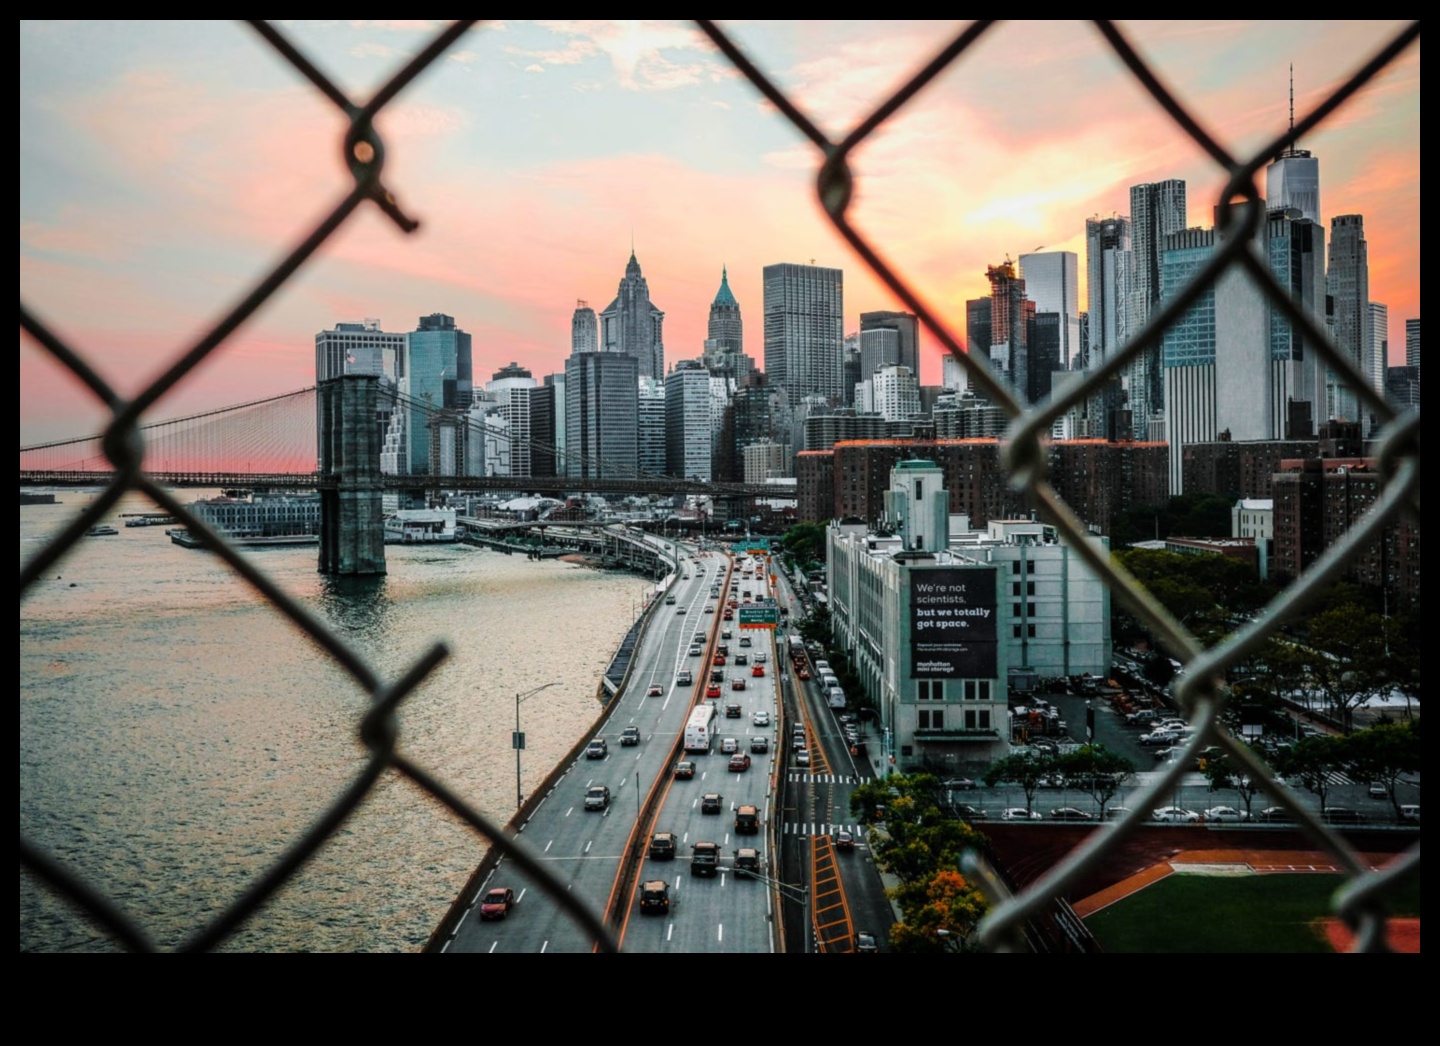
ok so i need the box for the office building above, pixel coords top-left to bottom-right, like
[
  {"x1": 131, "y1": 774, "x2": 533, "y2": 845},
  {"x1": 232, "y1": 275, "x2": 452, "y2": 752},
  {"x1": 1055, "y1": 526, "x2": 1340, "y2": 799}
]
[
  {"x1": 1266, "y1": 71, "x2": 1322, "y2": 225},
  {"x1": 398, "y1": 313, "x2": 473, "y2": 475},
  {"x1": 873, "y1": 365, "x2": 921, "y2": 422},
  {"x1": 1405, "y1": 317, "x2": 1420, "y2": 371},
  {"x1": 763, "y1": 262, "x2": 844, "y2": 407},
  {"x1": 1085, "y1": 215, "x2": 1131, "y2": 370},
  {"x1": 984, "y1": 261, "x2": 1031, "y2": 401},
  {"x1": 665, "y1": 361, "x2": 712, "y2": 482},
  {"x1": 1128, "y1": 179, "x2": 1188, "y2": 439},
  {"x1": 638, "y1": 376, "x2": 667, "y2": 477},
  {"x1": 1018, "y1": 251, "x2": 1080, "y2": 371},
  {"x1": 1368, "y1": 301, "x2": 1389, "y2": 396},
  {"x1": 827, "y1": 459, "x2": 1112, "y2": 774},
  {"x1": 1327, "y1": 214, "x2": 1370, "y2": 428},
  {"x1": 860, "y1": 311, "x2": 920, "y2": 378},
  {"x1": 564, "y1": 352, "x2": 638, "y2": 479},
  {"x1": 600, "y1": 251, "x2": 665, "y2": 379},
  {"x1": 571, "y1": 301, "x2": 598, "y2": 356},
  {"x1": 315, "y1": 319, "x2": 404, "y2": 475}
]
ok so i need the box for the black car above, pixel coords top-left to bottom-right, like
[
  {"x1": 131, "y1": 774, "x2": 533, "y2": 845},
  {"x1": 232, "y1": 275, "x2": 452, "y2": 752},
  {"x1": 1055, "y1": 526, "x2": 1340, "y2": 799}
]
[
  {"x1": 648, "y1": 831, "x2": 677, "y2": 860},
  {"x1": 855, "y1": 931, "x2": 878, "y2": 953},
  {"x1": 701, "y1": 793, "x2": 723, "y2": 814},
  {"x1": 620, "y1": 726, "x2": 641, "y2": 746},
  {"x1": 1324, "y1": 807, "x2": 1366, "y2": 825},
  {"x1": 1048, "y1": 807, "x2": 1090, "y2": 822}
]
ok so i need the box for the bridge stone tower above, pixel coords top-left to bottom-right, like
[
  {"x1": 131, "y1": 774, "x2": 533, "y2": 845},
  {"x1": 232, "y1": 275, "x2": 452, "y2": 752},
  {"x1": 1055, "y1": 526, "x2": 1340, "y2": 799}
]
[{"x1": 317, "y1": 374, "x2": 387, "y2": 575}]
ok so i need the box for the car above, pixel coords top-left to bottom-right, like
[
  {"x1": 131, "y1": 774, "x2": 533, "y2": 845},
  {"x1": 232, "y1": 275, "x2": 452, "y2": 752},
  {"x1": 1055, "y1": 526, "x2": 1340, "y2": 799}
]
[
  {"x1": 797, "y1": 668, "x2": 810, "y2": 680},
  {"x1": 1140, "y1": 730, "x2": 1179, "y2": 747},
  {"x1": 729, "y1": 753, "x2": 752, "y2": 772},
  {"x1": 795, "y1": 748, "x2": 810, "y2": 767},
  {"x1": 854, "y1": 931, "x2": 878, "y2": 953},
  {"x1": 585, "y1": 739, "x2": 608, "y2": 759},
  {"x1": 750, "y1": 735, "x2": 769, "y2": 754},
  {"x1": 479, "y1": 886, "x2": 515, "y2": 920},
  {"x1": 1400, "y1": 804, "x2": 1420, "y2": 823},
  {"x1": 701, "y1": 793, "x2": 723, "y2": 814},
  {"x1": 722, "y1": 630, "x2": 732, "y2": 639},
  {"x1": 1048, "y1": 807, "x2": 1090, "y2": 821},
  {"x1": 751, "y1": 664, "x2": 765, "y2": 677},
  {"x1": 791, "y1": 732, "x2": 807, "y2": 749},
  {"x1": 725, "y1": 701, "x2": 743, "y2": 717},
  {"x1": 733, "y1": 847, "x2": 761, "y2": 879},
  {"x1": 639, "y1": 879, "x2": 670, "y2": 913},
  {"x1": 1203, "y1": 806, "x2": 1249, "y2": 823},
  {"x1": 620, "y1": 726, "x2": 641, "y2": 746},
  {"x1": 674, "y1": 760, "x2": 696, "y2": 780},
  {"x1": 716, "y1": 645, "x2": 729, "y2": 656},
  {"x1": 713, "y1": 654, "x2": 726, "y2": 666},
  {"x1": 943, "y1": 777, "x2": 978, "y2": 791},
  {"x1": 693, "y1": 632, "x2": 707, "y2": 644},
  {"x1": 731, "y1": 678, "x2": 746, "y2": 691},
  {"x1": 688, "y1": 646, "x2": 703, "y2": 657},
  {"x1": 1103, "y1": 807, "x2": 1134, "y2": 821},
  {"x1": 646, "y1": 684, "x2": 664, "y2": 697},
  {"x1": 706, "y1": 684, "x2": 721, "y2": 699},
  {"x1": 753, "y1": 652, "x2": 767, "y2": 663},
  {"x1": 691, "y1": 841, "x2": 721, "y2": 877},
  {"x1": 584, "y1": 785, "x2": 610, "y2": 811},
  {"x1": 1152, "y1": 806, "x2": 1199, "y2": 823},
  {"x1": 1324, "y1": 807, "x2": 1366, "y2": 825},
  {"x1": 953, "y1": 804, "x2": 987, "y2": 822},
  {"x1": 704, "y1": 605, "x2": 715, "y2": 613},
  {"x1": 734, "y1": 653, "x2": 748, "y2": 666},
  {"x1": 676, "y1": 605, "x2": 687, "y2": 615},
  {"x1": 675, "y1": 670, "x2": 693, "y2": 686},
  {"x1": 734, "y1": 804, "x2": 760, "y2": 833},
  {"x1": 752, "y1": 710, "x2": 771, "y2": 726},
  {"x1": 1000, "y1": 807, "x2": 1042, "y2": 821},
  {"x1": 835, "y1": 830, "x2": 855, "y2": 852},
  {"x1": 1368, "y1": 781, "x2": 1388, "y2": 799},
  {"x1": 1254, "y1": 806, "x2": 1295, "y2": 823},
  {"x1": 648, "y1": 831, "x2": 677, "y2": 860},
  {"x1": 738, "y1": 636, "x2": 752, "y2": 648},
  {"x1": 720, "y1": 737, "x2": 738, "y2": 754},
  {"x1": 723, "y1": 610, "x2": 733, "y2": 620}
]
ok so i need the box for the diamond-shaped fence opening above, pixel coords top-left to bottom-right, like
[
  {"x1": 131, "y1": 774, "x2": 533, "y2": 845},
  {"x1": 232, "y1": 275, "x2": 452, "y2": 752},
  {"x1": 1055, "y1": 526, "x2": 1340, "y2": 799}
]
[{"x1": 20, "y1": 20, "x2": 1420, "y2": 952}]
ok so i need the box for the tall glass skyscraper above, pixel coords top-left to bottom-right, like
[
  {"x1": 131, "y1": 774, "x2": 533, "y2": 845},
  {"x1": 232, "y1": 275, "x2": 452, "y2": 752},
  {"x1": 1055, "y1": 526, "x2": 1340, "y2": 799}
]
[
  {"x1": 564, "y1": 352, "x2": 638, "y2": 479},
  {"x1": 1018, "y1": 251, "x2": 1079, "y2": 371},
  {"x1": 763, "y1": 262, "x2": 844, "y2": 407},
  {"x1": 1327, "y1": 214, "x2": 1370, "y2": 428},
  {"x1": 399, "y1": 313, "x2": 472, "y2": 475},
  {"x1": 1128, "y1": 179, "x2": 1188, "y2": 439}
]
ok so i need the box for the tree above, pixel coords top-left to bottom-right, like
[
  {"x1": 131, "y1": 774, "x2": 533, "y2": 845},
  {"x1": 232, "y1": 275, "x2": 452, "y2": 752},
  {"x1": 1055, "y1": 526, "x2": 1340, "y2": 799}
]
[
  {"x1": 1340, "y1": 721, "x2": 1421, "y2": 823},
  {"x1": 1300, "y1": 605, "x2": 1391, "y2": 732},
  {"x1": 1059, "y1": 745, "x2": 1135, "y2": 820},
  {"x1": 983, "y1": 752, "x2": 1055, "y2": 815},
  {"x1": 796, "y1": 603, "x2": 831, "y2": 647},
  {"x1": 849, "y1": 774, "x2": 986, "y2": 888},
  {"x1": 887, "y1": 869, "x2": 988, "y2": 953},
  {"x1": 779, "y1": 521, "x2": 827, "y2": 569},
  {"x1": 1198, "y1": 750, "x2": 1262, "y2": 817},
  {"x1": 1276, "y1": 735, "x2": 1346, "y2": 813}
]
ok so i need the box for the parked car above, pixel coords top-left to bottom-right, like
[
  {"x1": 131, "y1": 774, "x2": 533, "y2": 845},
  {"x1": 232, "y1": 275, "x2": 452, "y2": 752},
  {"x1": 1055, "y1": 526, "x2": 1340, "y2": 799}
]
[
  {"x1": 728, "y1": 753, "x2": 752, "y2": 772},
  {"x1": 1103, "y1": 807, "x2": 1134, "y2": 821},
  {"x1": 953, "y1": 804, "x2": 987, "y2": 822},
  {"x1": 646, "y1": 684, "x2": 664, "y2": 697},
  {"x1": 1400, "y1": 804, "x2": 1420, "y2": 823},
  {"x1": 1368, "y1": 781, "x2": 1388, "y2": 799},
  {"x1": 1203, "y1": 806, "x2": 1249, "y2": 823},
  {"x1": 479, "y1": 886, "x2": 515, "y2": 920},
  {"x1": 752, "y1": 710, "x2": 771, "y2": 727},
  {"x1": 1000, "y1": 808, "x2": 1041, "y2": 821},
  {"x1": 1254, "y1": 806, "x2": 1294, "y2": 823},
  {"x1": 943, "y1": 777, "x2": 978, "y2": 791},
  {"x1": 1152, "y1": 806, "x2": 1199, "y2": 823},
  {"x1": 585, "y1": 739, "x2": 608, "y2": 759},
  {"x1": 1324, "y1": 807, "x2": 1366, "y2": 825},
  {"x1": 701, "y1": 793, "x2": 723, "y2": 814},
  {"x1": 1048, "y1": 807, "x2": 1090, "y2": 821},
  {"x1": 674, "y1": 760, "x2": 696, "y2": 780},
  {"x1": 620, "y1": 726, "x2": 641, "y2": 746}
]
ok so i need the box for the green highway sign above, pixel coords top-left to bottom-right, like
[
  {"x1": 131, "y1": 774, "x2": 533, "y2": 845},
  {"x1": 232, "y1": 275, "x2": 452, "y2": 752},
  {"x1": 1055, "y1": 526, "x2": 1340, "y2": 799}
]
[{"x1": 738, "y1": 605, "x2": 778, "y2": 629}]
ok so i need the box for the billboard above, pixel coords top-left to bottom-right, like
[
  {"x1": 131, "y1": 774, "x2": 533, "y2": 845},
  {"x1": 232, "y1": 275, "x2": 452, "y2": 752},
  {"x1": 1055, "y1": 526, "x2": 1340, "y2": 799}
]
[{"x1": 909, "y1": 567, "x2": 997, "y2": 679}]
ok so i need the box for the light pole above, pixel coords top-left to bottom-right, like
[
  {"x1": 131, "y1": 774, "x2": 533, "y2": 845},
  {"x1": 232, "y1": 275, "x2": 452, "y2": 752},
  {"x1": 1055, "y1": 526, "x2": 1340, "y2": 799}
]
[{"x1": 515, "y1": 681, "x2": 562, "y2": 811}]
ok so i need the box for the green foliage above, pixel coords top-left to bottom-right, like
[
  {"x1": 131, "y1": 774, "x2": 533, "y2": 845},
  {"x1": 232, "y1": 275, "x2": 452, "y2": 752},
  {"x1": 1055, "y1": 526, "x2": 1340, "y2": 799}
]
[
  {"x1": 779, "y1": 521, "x2": 827, "y2": 568},
  {"x1": 887, "y1": 869, "x2": 988, "y2": 953},
  {"x1": 849, "y1": 774, "x2": 986, "y2": 888},
  {"x1": 796, "y1": 603, "x2": 831, "y2": 646},
  {"x1": 1297, "y1": 605, "x2": 1391, "y2": 732},
  {"x1": 1058, "y1": 745, "x2": 1135, "y2": 818},
  {"x1": 1276, "y1": 734, "x2": 1346, "y2": 811},
  {"x1": 983, "y1": 752, "x2": 1055, "y2": 812},
  {"x1": 1340, "y1": 720, "x2": 1421, "y2": 821}
]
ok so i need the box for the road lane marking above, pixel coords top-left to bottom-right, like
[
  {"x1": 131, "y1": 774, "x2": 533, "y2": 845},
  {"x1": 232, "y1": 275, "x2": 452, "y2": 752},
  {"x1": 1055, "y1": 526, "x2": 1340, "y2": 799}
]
[
  {"x1": 544, "y1": 839, "x2": 553, "y2": 853},
  {"x1": 584, "y1": 840, "x2": 592, "y2": 853},
  {"x1": 489, "y1": 941, "x2": 497, "y2": 953},
  {"x1": 717, "y1": 923, "x2": 723, "y2": 942}
]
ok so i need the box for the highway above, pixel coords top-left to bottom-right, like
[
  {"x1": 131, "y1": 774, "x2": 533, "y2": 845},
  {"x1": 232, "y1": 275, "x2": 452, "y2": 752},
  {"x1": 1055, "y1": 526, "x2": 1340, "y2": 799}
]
[{"x1": 444, "y1": 545, "x2": 784, "y2": 953}]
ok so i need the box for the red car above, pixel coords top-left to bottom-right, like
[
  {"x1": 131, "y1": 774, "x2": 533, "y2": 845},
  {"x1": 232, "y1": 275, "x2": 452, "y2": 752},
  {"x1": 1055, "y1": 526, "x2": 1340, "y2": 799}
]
[
  {"x1": 797, "y1": 668, "x2": 811, "y2": 680},
  {"x1": 706, "y1": 684, "x2": 721, "y2": 699},
  {"x1": 723, "y1": 610, "x2": 734, "y2": 620},
  {"x1": 479, "y1": 887, "x2": 515, "y2": 920},
  {"x1": 751, "y1": 664, "x2": 765, "y2": 677},
  {"x1": 728, "y1": 753, "x2": 752, "y2": 772},
  {"x1": 713, "y1": 654, "x2": 726, "y2": 666},
  {"x1": 731, "y1": 678, "x2": 746, "y2": 691}
]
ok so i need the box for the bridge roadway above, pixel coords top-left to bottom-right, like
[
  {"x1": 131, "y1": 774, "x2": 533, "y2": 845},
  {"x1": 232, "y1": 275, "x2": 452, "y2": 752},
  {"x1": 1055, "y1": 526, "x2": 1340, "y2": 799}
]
[{"x1": 444, "y1": 547, "x2": 780, "y2": 953}]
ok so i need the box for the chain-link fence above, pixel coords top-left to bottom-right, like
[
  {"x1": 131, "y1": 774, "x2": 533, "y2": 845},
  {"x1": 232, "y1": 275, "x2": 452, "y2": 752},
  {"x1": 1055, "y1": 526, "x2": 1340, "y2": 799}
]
[{"x1": 20, "y1": 20, "x2": 1420, "y2": 952}]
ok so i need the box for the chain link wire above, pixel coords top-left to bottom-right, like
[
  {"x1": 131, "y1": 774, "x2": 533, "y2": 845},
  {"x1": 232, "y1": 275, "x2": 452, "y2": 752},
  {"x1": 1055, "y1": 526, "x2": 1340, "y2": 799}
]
[{"x1": 19, "y1": 19, "x2": 1420, "y2": 952}]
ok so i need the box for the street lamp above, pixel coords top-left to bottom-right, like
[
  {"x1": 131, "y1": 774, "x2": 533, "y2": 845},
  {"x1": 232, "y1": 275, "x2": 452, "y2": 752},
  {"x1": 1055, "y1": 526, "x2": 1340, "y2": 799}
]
[{"x1": 515, "y1": 681, "x2": 562, "y2": 811}]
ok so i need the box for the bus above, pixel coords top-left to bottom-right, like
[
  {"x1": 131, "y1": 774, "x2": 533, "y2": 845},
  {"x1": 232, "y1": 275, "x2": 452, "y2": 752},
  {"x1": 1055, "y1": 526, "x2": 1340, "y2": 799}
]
[{"x1": 684, "y1": 704, "x2": 717, "y2": 753}]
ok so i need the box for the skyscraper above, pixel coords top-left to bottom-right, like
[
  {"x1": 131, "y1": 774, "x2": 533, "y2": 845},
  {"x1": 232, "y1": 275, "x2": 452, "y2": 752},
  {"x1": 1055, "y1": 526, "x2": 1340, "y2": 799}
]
[
  {"x1": 399, "y1": 313, "x2": 472, "y2": 475},
  {"x1": 1327, "y1": 214, "x2": 1370, "y2": 427},
  {"x1": 1266, "y1": 67, "x2": 1322, "y2": 225},
  {"x1": 1128, "y1": 179, "x2": 1188, "y2": 438},
  {"x1": 1405, "y1": 317, "x2": 1420, "y2": 372},
  {"x1": 763, "y1": 262, "x2": 844, "y2": 407},
  {"x1": 666, "y1": 360, "x2": 712, "y2": 482},
  {"x1": 564, "y1": 352, "x2": 638, "y2": 479},
  {"x1": 1084, "y1": 215, "x2": 1131, "y2": 369},
  {"x1": 1018, "y1": 251, "x2": 1079, "y2": 371},
  {"x1": 571, "y1": 301, "x2": 598, "y2": 355},
  {"x1": 859, "y1": 310, "x2": 920, "y2": 378},
  {"x1": 600, "y1": 251, "x2": 665, "y2": 379},
  {"x1": 985, "y1": 260, "x2": 1031, "y2": 402},
  {"x1": 637, "y1": 376, "x2": 666, "y2": 476},
  {"x1": 702, "y1": 266, "x2": 751, "y2": 385}
]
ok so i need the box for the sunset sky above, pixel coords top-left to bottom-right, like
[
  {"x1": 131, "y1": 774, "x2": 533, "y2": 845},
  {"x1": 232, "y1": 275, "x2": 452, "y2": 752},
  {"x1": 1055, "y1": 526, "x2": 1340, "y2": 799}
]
[{"x1": 19, "y1": 20, "x2": 1420, "y2": 448}]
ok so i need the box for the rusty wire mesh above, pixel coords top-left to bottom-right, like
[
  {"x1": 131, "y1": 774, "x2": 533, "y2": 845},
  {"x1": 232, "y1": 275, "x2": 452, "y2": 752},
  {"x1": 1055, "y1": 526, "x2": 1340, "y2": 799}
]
[{"x1": 19, "y1": 19, "x2": 1421, "y2": 952}]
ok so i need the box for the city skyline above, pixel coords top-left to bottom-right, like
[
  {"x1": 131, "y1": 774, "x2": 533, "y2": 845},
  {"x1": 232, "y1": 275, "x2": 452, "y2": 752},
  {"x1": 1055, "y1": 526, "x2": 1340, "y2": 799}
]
[{"x1": 20, "y1": 21, "x2": 1419, "y2": 447}]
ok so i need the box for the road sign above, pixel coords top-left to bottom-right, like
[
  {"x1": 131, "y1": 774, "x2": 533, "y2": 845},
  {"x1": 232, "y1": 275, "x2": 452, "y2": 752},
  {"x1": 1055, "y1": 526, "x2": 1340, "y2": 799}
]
[{"x1": 738, "y1": 605, "x2": 778, "y2": 629}]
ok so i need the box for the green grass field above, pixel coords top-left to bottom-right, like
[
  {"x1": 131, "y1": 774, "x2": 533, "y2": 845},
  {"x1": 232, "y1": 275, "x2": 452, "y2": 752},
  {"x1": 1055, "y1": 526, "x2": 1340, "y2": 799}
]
[{"x1": 1086, "y1": 873, "x2": 1422, "y2": 953}]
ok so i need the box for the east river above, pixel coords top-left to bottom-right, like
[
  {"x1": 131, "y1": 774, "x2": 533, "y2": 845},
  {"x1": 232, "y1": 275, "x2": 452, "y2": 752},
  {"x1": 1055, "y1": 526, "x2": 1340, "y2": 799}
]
[{"x1": 20, "y1": 489, "x2": 649, "y2": 952}]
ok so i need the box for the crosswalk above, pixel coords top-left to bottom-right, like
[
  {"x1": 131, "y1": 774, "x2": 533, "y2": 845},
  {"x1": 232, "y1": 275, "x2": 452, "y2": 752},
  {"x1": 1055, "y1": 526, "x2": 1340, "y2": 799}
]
[
  {"x1": 787, "y1": 773, "x2": 858, "y2": 785},
  {"x1": 784, "y1": 822, "x2": 867, "y2": 837}
]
